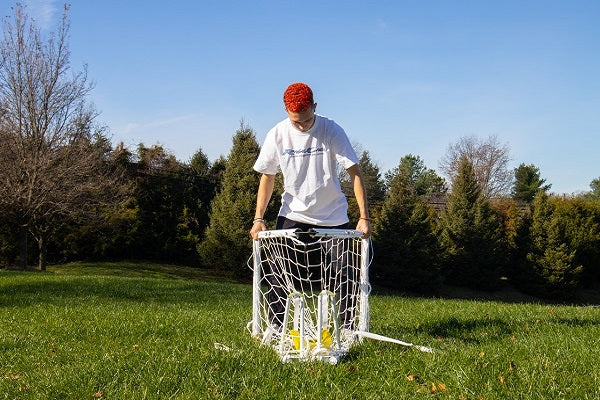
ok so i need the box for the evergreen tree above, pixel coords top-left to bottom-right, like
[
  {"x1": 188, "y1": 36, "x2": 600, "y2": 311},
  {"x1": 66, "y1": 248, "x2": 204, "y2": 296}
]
[
  {"x1": 55, "y1": 144, "x2": 139, "y2": 261},
  {"x1": 373, "y1": 155, "x2": 442, "y2": 291},
  {"x1": 585, "y1": 177, "x2": 600, "y2": 202},
  {"x1": 552, "y1": 197, "x2": 600, "y2": 289},
  {"x1": 440, "y1": 157, "x2": 506, "y2": 289},
  {"x1": 342, "y1": 151, "x2": 387, "y2": 225},
  {"x1": 491, "y1": 197, "x2": 530, "y2": 286},
  {"x1": 209, "y1": 155, "x2": 227, "y2": 193},
  {"x1": 198, "y1": 123, "x2": 262, "y2": 277},
  {"x1": 176, "y1": 147, "x2": 217, "y2": 263},
  {"x1": 385, "y1": 154, "x2": 447, "y2": 197},
  {"x1": 524, "y1": 192, "x2": 583, "y2": 298},
  {"x1": 512, "y1": 163, "x2": 551, "y2": 203},
  {"x1": 133, "y1": 144, "x2": 187, "y2": 261},
  {"x1": 189, "y1": 149, "x2": 211, "y2": 175}
]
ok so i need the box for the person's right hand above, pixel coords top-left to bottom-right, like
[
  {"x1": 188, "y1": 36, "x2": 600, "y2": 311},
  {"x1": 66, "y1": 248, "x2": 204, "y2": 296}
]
[{"x1": 250, "y1": 220, "x2": 266, "y2": 240}]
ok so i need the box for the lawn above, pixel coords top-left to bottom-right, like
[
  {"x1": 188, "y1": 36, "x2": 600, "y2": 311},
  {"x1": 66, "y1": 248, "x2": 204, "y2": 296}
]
[{"x1": 1, "y1": 262, "x2": 599, "y2": 399}]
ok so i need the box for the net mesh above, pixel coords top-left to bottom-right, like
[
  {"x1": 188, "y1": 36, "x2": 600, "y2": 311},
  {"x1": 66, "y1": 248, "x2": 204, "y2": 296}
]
[{"x1": 249, "y1": 229, "x2": 371, "y2": 363}]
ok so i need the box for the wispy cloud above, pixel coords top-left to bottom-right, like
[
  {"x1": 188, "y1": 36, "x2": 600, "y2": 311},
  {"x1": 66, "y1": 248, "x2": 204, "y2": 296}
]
[
  {"x1": 24, "y1": 0, "x2": 58, "y2": 30},
  {"x1": 373, "y1": 18, "x2": 390, "y2": 35},
  {"x1": 376, "y1": 19, "x2": 388, "y2": 32},
  {"x1": 120, "y1": 114, "x2": 199, "y2": 136}
]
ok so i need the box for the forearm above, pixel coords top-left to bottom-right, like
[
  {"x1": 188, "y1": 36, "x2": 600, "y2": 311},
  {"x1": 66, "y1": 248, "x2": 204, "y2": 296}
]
[
  {"x1": 349, "y1": 165, "x2": 369, "y2": 219},
  {"x1": 254, "y1": 174, "x2": 275, "y2": 219},
  {"x1": 250, "y1": 174, "x2": 275, "y2": 240},
  {"x1": 347, "y1": 164, "x2": 371, "y2": 238}
]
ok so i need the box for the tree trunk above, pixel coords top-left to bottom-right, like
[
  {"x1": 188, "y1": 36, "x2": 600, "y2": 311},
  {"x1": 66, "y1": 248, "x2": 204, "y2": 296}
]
[
  {"x1": 19, "y1": 225, "x2": 27, "y2": 270},
  {"x1": 37, "y1": 235, "x2": 47, "y2": 271}
]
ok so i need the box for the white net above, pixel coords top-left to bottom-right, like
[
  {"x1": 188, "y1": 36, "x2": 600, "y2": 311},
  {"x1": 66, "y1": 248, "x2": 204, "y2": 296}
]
[{"x1": 249, "y1": 228, "x2": 371, "y2": 363}]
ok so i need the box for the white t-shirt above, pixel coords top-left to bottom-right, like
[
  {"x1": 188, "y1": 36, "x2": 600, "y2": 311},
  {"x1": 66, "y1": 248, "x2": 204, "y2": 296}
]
[{"x1": 253, "y1": 114, "x2": 358, "y2": 226}]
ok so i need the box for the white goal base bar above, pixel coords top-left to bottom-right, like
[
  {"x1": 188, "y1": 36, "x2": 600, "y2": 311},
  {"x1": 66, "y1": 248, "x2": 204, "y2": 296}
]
[{"x1": 354, "y1": 331, "x2": 435, "y2": 353}]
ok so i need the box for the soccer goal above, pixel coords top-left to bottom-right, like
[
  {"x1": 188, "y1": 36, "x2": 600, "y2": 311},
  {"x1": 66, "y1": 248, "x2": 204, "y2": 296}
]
[{"x1": 249, "y1": 228, "x2": 371, "y2": 363}]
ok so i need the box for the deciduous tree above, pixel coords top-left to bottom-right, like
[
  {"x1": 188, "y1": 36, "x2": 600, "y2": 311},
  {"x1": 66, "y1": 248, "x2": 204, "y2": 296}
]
[
  {"x1": 0, "y1": 5, "x2": 124, "y2": 270},
  {"x1": 439, "y1": 135, "x2": 512, "y2": 198}
]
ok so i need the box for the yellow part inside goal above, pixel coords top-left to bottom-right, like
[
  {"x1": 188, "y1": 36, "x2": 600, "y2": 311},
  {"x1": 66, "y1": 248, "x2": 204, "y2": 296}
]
[{"x1": 289, "y1": 328, "x2": 333, "y2": 350}]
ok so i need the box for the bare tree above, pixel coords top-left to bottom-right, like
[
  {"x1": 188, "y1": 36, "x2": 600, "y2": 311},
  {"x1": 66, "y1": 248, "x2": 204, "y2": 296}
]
[
  {"x1": 0, "y1": 4, "x2": 126, "y2": 270},
  {"x1": 439, "y1": 134, "x2": 512, "y2": 198}
]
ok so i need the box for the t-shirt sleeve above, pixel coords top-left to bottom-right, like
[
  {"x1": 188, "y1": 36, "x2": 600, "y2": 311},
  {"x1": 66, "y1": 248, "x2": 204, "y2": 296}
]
[
  {"x1": 331, "y1": 125, "x2": 359, "y2": 169},
  {"x1": 253, "y1": 129, "x2": 280, "y2": 174}
]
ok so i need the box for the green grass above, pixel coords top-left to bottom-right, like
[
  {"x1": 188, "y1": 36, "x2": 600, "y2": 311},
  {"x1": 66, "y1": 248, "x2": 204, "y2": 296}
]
[{"x1": 1, "y1": 262, "x2": 599, "y2": 399}]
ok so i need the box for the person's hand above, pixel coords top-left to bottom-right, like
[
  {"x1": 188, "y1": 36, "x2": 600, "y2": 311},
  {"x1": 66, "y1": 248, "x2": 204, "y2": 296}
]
[
  {"x1": 356, "y1": 218, "x2": 371, "y2": 239},
  {"x1": 250, "y1": 220, "x2": 267, "y2": 240}
]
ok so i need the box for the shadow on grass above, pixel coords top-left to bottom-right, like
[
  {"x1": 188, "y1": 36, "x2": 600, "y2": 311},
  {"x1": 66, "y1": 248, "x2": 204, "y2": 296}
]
[
  {"x1": 554, "y1": 316, "x2": 600, "y2": 328},
  {"x1": 418, "y1": 314, "x2": 600, "y2": 345},
  {"x1": 371, "y1": 280, "x2": 600, "y2": 307},
  {"x1": 0, "y1": 270, "x2": 249, "y2": 308},
  {"x1": 47, "y1": 261, "x2": 235, "y2": 280},
  {"x1": 420, "y1": 317, "x2": 513, "y2": 345}
]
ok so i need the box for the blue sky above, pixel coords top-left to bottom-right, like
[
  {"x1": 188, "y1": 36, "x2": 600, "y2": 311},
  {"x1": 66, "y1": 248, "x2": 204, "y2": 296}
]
[{"x1": 4, "y1": 0, "x2": 599, "y2": 194}]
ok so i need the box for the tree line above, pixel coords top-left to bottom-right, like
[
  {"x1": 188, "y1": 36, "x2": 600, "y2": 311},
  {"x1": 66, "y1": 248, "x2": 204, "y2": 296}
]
[{"x1": 1, "y1": 5, "x2": 599, "y2": 301}]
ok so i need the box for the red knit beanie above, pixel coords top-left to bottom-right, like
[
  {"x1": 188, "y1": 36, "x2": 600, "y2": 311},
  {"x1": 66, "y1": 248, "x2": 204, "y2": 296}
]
[{"x1": 283, "y1": 82, "x2": 314, "y2": 112}]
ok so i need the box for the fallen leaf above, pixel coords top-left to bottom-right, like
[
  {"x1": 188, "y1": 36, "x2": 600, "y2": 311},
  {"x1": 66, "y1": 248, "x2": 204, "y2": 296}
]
[
  {"x1": 549, "y1": 309, "x2": 556, "y2": 317},
  {"x1": 406, "y1": 374, "x2": 419, "y2": 382},
  {"x1": 478, "y1": 351, "x2": 485, "y2": 358},
  {"x1": 509, "y1": 361, "x2": 516, "y2": 371},
  {"x1": 92, "y1": 391, "x2": 103, "y2": 398},
  {"x1": 498, "y1": 375, "x2": 505, "y2": 385},
  {"x1": 133, "y1": 344, "x2": 140, "y2": 350},
  {"x1": 429, "y1": 382, "x2": 447, "y2": 393}
]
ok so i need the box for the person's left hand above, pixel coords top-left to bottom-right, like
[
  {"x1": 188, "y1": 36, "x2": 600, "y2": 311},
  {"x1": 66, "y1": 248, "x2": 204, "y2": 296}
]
[{"x1": 355, "y1": 219, "x2": 371, "y2": 239}]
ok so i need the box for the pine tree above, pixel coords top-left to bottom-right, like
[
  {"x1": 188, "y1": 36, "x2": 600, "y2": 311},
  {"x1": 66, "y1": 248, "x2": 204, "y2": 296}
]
[
  {"x1": 386, "y1": 154, "x2": 447, "y2": 198},
  {"x1": 198, "y1": 123, "x2": 261, "y2": 277},
  {"x1": 343, "y1": 151, "x2": 387, "y2": 225},
  {"x1": 585, "y1": 177, "x2": 600, "y2": 202},
  {"x1": 512, "y1": 163, "x2": 551, "y2": 203},
  {"x1": 523, "y1": 192, "x2": 584, "y2": 298},
  {"x1": 440, "y1": 157, "x2": 506, "y2": 289},
  {"x1": 373, "y1": 155, "x2": 442, "y2": 291}
]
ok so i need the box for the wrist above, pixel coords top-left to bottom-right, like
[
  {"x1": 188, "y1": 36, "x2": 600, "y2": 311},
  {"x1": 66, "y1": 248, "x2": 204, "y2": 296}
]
[{"x1": 253, "y1": 217, "x2": 265, "y2": 224}]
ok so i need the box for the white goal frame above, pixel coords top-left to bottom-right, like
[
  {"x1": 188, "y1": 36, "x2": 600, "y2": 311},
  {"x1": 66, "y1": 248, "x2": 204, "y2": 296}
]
[{"x1": 249, "y1": 228, "x2": 371, "y2": 363}]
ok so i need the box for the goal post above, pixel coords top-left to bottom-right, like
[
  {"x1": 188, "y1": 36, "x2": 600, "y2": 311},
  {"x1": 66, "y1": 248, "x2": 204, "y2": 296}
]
[{"x1": 249, "y1": 228, "x2": 371, "y2": 363}]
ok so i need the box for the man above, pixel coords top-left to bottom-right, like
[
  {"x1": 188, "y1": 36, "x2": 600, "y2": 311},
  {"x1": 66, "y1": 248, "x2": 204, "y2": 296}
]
[
  {"x1": 249, "y1": 82, "x2": 371, "y2": 329},
  {"x1": 250, "y1": 82, "x2": 371, "y2": 239}
]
